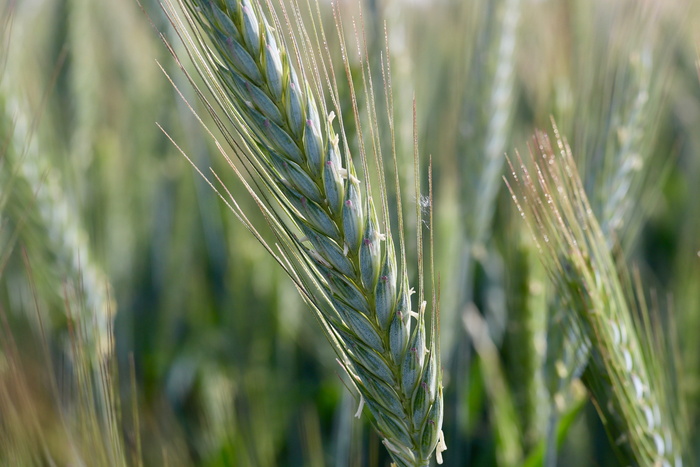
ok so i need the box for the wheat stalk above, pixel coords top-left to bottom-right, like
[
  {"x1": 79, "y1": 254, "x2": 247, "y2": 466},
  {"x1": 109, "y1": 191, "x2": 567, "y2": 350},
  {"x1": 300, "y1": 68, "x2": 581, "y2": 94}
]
[
  {"x1": 506, "y1": 125, "x2": 687, "y2": 466},
  {"x1": 157, "y1": 0, "x2": 444, "y2": 465}
]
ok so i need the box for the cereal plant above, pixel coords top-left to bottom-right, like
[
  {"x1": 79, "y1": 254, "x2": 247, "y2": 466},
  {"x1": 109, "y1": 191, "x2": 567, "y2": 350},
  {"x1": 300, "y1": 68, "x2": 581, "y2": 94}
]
[{"x1": 0, "y1": 0, "x2": 698, "y2": 465}]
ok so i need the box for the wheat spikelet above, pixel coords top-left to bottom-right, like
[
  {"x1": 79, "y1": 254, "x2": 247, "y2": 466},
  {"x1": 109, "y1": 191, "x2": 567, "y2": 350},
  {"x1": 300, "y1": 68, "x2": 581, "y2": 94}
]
[
  {"x1": 506, "y1": 125, "x2": 687, "y2": 466},
  {"x1": 158, "y1": 0, "x2": 444, "y2": 464}
]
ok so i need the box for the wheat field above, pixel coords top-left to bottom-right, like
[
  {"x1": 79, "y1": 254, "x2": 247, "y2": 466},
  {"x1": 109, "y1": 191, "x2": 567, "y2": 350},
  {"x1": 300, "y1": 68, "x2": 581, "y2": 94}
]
[{"x1": 0, "y1": 0, "x2": 699, "y2": 465}]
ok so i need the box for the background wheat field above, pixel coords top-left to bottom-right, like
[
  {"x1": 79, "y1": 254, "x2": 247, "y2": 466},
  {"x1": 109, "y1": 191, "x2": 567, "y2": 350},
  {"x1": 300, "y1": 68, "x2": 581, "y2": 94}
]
[{"x1": 1, "y1": 0, "x2": 699, "y2": 466}]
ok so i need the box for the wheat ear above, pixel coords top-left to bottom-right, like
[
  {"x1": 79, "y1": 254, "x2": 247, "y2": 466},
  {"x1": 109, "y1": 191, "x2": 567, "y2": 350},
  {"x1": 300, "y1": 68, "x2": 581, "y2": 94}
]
[
  {"x1": 159, "y1": 0, "x2": 444, "y2": 465},
  {"x1": 0, "y1": 95, "x2": 114, "y2": 361},
  {"x1": 506, "y1": 125, "x2": 687, "y2": 466}
]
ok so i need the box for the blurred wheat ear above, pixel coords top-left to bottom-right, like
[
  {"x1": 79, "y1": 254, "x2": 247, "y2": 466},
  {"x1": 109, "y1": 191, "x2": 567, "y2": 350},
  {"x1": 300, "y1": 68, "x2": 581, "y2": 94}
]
[
  {"x1": 154, "y1": 0, "x2": 444, "y2": 465},
  {"x1": 506, "y1": 124, "x2": 689, "y2": 467}
]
